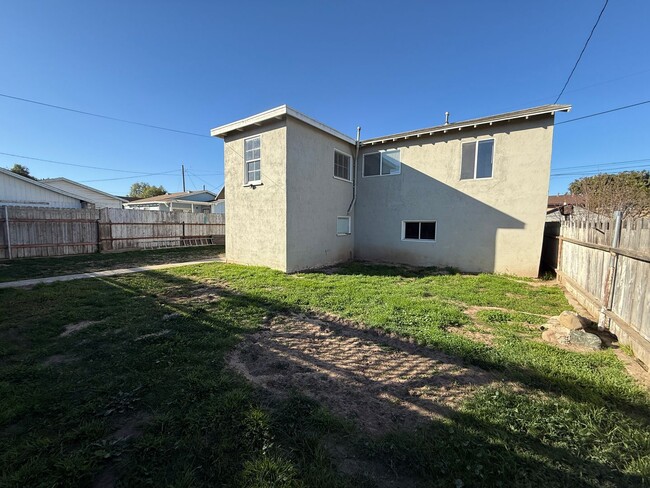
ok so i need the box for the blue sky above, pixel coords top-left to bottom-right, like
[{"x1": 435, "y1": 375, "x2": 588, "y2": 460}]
[{"x1": 1, "y1": 1, "x2": 648, "y2": 196}]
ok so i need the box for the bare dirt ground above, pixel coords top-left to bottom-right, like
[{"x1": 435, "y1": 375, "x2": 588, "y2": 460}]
[{"x1": 227, "y1": 313, "x2": 497, "y2": 435}]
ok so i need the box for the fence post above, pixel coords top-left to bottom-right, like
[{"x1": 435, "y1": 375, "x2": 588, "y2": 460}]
[
  {"x1": 3, "y1": 206, "x2": 11, "y2": 260},
  {"x1": 598, "y1": 211, "x2": 623, "y2": 330}
]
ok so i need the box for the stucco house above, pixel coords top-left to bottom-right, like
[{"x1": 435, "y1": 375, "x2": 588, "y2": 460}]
[
  {"x1": 0, "y1": 168, "x2": 91, "y2": 208},
  {"x1": 211, "y1": 103, "x2": 571, "y2": 277},
  {"x1": 41, "y1": 177, "x2": 127, "y2": 209},
  {"x1": 124, "y1": 190, "x2": 220, "y2": 213}
]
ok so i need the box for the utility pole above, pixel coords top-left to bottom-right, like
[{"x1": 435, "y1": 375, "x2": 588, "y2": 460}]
[{"x1": 182, "y1": 164, "x2": 186, "y2": 192}]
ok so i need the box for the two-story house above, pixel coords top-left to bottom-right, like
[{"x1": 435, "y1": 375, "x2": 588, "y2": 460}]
[{"x1": 211, "y1": 104, "x2": 570, "y2": 277}]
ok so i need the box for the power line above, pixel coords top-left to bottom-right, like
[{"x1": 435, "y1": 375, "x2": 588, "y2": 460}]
[
  {"x1": 555, "y1": 99, "x2": 650, "y2": 125},
  {"x1": 186, "y1": 169, "x2": 220, "y2": 191},
  {"x1": 0, "y1": 150, "x2": 176, "y2": 174},
  {"x1": 0, "y1": 92, "x2": 214, "y2": 139},
  {"x1": 552, "y1": 158, "x2": 650, "y2": 172},
  {"x1": 79, "y1": 171, "x2": 179, "y2": 183},
  {"x1": 554, "y1": 0, "x2": 609, "y2": 103}
]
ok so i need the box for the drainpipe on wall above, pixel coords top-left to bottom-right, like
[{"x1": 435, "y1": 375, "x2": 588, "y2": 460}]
[{"x1": 347, "y1": 126, "x2": 361, "y2": 215}]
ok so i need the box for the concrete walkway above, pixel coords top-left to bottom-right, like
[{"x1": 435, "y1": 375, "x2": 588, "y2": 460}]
[{"x1": 0, "y1": 258, "x2": 225, "y2": 289}]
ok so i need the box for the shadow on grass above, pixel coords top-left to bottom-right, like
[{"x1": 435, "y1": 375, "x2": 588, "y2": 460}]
[
  {"x1": 1, "y1": 268, "x2": 646, "y2": 487},
  {"x1": 132, "y1": 271, "x2": 648, "y2": 486}
]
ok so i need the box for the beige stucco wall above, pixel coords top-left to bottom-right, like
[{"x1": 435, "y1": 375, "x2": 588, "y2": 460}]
[
  {"x1": 354, "y1": 116, "x2": 555, "y2": 276},
  {"x1": 224, "y1": 121, "x2": 288, "y2": 270},
  {"x1": 285, "y1": 118, "x2": 356, "y2": 272}
]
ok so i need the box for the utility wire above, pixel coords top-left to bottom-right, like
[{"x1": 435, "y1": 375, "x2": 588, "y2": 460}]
[
  {"x1": 0, "y1": 150, "x2": 176, "y2": 174},
  {"x1": 79, "y1": 171, "x2": 179, "y2": 183},
  {"x1": 0, "y1": 92, "x2": 214, "y2": 139},
  {"x1": 556, "y1": 99, "x2": 650, "y2": 125},
  {"x1": 554, "y1": 0, "x2": 609, "y2": 103}
]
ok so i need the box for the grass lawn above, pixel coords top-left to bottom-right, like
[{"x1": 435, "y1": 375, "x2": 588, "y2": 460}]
[
  {"x1": 0, "y1": 245, "x2": 224, "y2": 283},
  {"x1": 1, "y1": 262, "x2": 648, "y2": 487}
]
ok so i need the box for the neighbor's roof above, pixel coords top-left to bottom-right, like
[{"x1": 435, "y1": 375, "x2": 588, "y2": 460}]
[
  {"x1": 42, "y1": 177, "x2": 128, "y2": 202},
  {"x1": 210, "y1": 105, "x2": 357, "y2": 145},
  {"x1": 126, "y1": 190, "x2": 218, "y2": 204},
  {"x1": 361, "y1": 104, "x2": 571, "y2": 146},
  {"x1": 0, "y1": 167, "x2": 89, "y2": 202},
  {"x1": 548, "y1": 194, "x2": 585, "y2": 208}
]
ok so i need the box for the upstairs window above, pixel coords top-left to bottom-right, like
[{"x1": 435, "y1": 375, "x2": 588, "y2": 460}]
[
  {"x1": 402, "y1": 220, "x2": 436, "y2": 241},
  {"x1": 334, "y1": 150, "x2": 352, "y2": 181},
  {"x1": 461, "y1": 139, "x2": 494, "y2": 180},
  {"x1": 244, "y1": 136, "x2": 261, "y2": 184},
  {"x1": 363, "y1": 149, "x2": 401, "y2": 177}
]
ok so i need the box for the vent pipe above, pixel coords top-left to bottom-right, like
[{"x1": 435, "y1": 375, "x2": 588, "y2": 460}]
[{"x1": 444, "y1": 112, "x2": 450, "y2": 125}]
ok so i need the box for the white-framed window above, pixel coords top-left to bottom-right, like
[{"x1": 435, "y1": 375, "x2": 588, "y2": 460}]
[
  {"x1": 336, "y1": 216, "x2": 351, "y2": 236},
  {"x1": 460, "y1": 139, "x2": 494, "y2": 180},
  {"x1": 402, "y1": 220, "x2": 436, "y2": 241},
  {"x1": 334, "y1": 149, "x2": 352, "y2": 181},
  {"x1": 244, "y1": 136, "x2": 261, "y2": 184},
  {"x1": 363, "y1": 149, "x2": 401, "y2": 177}
]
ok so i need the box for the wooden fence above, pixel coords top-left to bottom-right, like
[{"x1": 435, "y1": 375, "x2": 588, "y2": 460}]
[
  {"x1": 0, "y1": 206, "x2": 225, "y2": 259},
  {"x1": 545, "y1": 215, "x2": 650, "y2": 366}
]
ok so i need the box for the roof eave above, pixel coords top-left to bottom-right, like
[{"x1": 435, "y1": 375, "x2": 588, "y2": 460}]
[
  {"x1": 361, "y1": 104, "x2": 572, "y2": 146},
  {"x1": 210, "y1": 105, "x2": 356, "y2": 145}
]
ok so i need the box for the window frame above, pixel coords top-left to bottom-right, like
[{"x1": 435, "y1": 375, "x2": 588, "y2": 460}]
[
  {"x1": 244, "y1": 135, "x2": 262, "y2": 186},
  {"x1": 336, "y1": 216, "x2": 352, "y2": 236},
  {"x1": 459, "y1": 138, "x2": 495, "y2": 181},
  {"x1": 362, "y1": 149, "x2": 402, "y2": 178},
  {"x1": 401, "y1": 220, "x2": 437, "y2": 242},
  {"x1": 333, "y1": 149, "x2": 353, "y2": 183}
]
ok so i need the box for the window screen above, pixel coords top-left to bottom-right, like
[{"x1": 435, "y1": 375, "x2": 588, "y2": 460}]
[
  {"x1": 363, "y1": 153, "x2": 381, "y2": 176},
  {"x1": 404, "y1": 222, "x2": 420, "y2": 240},
  {"x1": 334, "y1": 151, "x2": 351, "y2": 180},
  {"x1": 381, "y1": 150, "x2": 401, "y2": 175},
  {"x1": 460, "y1": 142, "x2": 476, "y2": 180}
]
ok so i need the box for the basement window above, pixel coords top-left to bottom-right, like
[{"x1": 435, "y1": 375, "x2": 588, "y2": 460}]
[
  {"x1": 363, "y1": 149, "x2": 401, "y2": 177},
  {"x1": 460, "y1": 139, "x2": 494, "y2": 179},
  {"x1": 244, "y1": 136, "x2": 261, "y2": 184},
  {"x1": 334, "y1": 150, "x2": 352, "y2": 181},
  {"x1": 402, "y1": 221, "x2": 436, "y2": 241},
  {"x1": 337, "y1": 216, "x2": 351, "y2": 236}
]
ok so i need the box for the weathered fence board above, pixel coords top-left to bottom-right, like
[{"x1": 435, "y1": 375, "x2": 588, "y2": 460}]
[
  {"x1": 547, "y1": 216, "x2": 650, "y2": 366},
  {"x1": 0, "y1": 206, "x2": 225, "y2": 259}
]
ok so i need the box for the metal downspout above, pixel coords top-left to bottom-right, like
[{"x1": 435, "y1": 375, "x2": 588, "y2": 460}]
[{"x1": 347, "y1": 127, "x2": 361, "y2": 260}]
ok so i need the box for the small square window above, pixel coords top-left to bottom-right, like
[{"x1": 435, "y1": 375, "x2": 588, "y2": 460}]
[{"x1": 337, "y1": 216, "x2": 351, "y2": 235}]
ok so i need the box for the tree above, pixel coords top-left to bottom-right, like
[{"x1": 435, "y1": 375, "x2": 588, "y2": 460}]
[
  {"x1": 569, "y1": 171, "x2": 650, "y2": 219},
  {"x1": 128, "y1": 182, "x2": 167, "y2": 199},
  {"x1": 9, "y1": 164, "x2": 36, "y2": 180}
]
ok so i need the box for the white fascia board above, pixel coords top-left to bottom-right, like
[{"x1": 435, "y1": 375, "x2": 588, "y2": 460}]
[{"x1": 210, "y1": 105, "x2": 356, "y2": 145}]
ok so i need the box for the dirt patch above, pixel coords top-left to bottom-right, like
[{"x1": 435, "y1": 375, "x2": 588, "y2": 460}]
[
  {"x1": 160, "y1": 280, "x2": 227, "y2": 304},
  {"x1": 60, "y1": 320, "x2": 102, "y2": 337},
  {"x1": 42, "y1": 354, "x2": 77, "y2": 366},
  {"x1": 228, "y1": 313, "x2": 496, "y2": 434}
]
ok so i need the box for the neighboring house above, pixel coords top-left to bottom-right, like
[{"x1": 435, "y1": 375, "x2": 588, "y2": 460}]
[
  {"x1": 42, "y1": 177, "x2": 127, "y2": 209},
  {"x1": 546, "y1": 194, "x2": 600, "y2": 222},
  {"x1": 211, "y1": 103, "x2": 571, "y2": 277},
  {"x1": 0, "y1": 167, "x2": 90, "y2": 208},
  {"x1": 123, "y1": 190, "x2": 219, "y2": 213},
  {"x1": 213, "y1": 187, "x2": 225, "y2": 214}
]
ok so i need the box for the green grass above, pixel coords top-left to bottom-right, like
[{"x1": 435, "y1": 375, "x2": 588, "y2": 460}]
[
  {"x1": 1, "y1": 261, "x2": 648, "y2": 487},
  {"x1": 0, "y1": 245, "x2": 224, "y2": 282}
]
